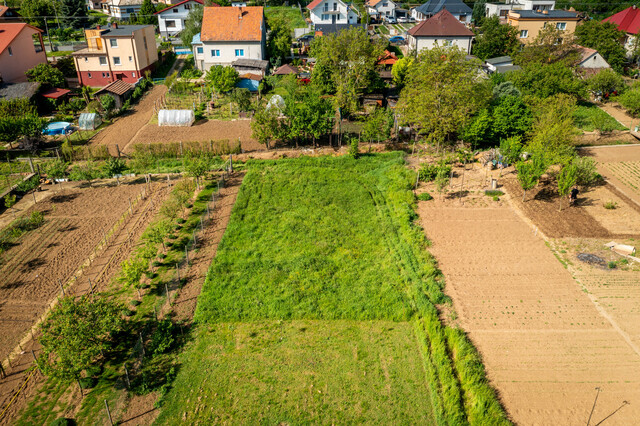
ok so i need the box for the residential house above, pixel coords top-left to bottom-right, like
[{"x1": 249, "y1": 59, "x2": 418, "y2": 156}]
[
  {"x1": 411, "y1": 0, "x2": 472, "y2": 24},
  {"x1": 576, "y1": 46, "x2": 610, "y2": 70},
  {"x1": 485, "y1": 0, "x2": 555, "y2": 20},
  {"x1": 156, "y1": 0, "x2": 212, "y2": 38},
  {"x1": 366, "y1": 0, "x2": 397, "y2": 20},
  {"x1": 72, "y1": 24, "x2": 158, "y2": 87},
  {"x1": 507, "y1": 9, "x2": 580, "y2": 43},
  {"x1": 407, "y1": 9, "x2": 474, "y2": 53},
  {"x1": 0, "y1": 23, "x2": 46, "y2": 83},
  {"x1": 603, "y1": 5, "x2": 640, "y2": 58},
  {"x1": 0, "y1": 6, "x2": 22, "y2": 21},
  {"x1": 307, "y1": 0, "x2": 359, "y2": 26},
  {"x1": 313, "y1": 22, "x2": 365, "y2": 36},
  {"x1": 103, "y1": 0, "x2": 144, "y2": 19},
  {"x1": 191, "y1": 6, "x2": 266, "y2": 72},
  {"x1": 483, "y1": 55, "x2": 521, "y2": 74}
]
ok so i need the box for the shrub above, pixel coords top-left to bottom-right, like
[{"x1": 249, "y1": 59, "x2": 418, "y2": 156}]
[
  {"x1": 617, "y1": 89, "x2": 640, "y2": 117},
  {"x1": 419, "y1": 162, "x2": 452, "y2": 182},
  {"x1": 149, "y1": 319, "x2": 176, "y2": 356},
  {"x1": 485, "y1": 190, "x2": 504, "y2": 196},
  {"x1": 349, "y1": 138, "x2": 359, "y2": 158},
  {"x1": 417, "y1": 192, "x2": 433, "y2": 201},
  {"x1": 607, "y1": 261, "x2": 617, "y2": 269},
  {"x1": 492, "y1": 195, "x2": 500, "y2": 201},
  {"x1": 603, "y1": 201, "x2": 618, "y2": 209}
]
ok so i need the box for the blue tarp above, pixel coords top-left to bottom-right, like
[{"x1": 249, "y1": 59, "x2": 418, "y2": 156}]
[{"x1": 236, "y1": 79, "x2": 259, "y2": 92}]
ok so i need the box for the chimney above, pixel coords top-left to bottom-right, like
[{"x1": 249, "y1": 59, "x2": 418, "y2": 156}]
[
  {"x1": 569, "y1": 7, "x2": 575, "y2": 11},
  {"x1": 96, "y1": 25, "x2": 100, "y2": 29},
  {"x1": 238, "y1": 6, "x2": 242, "y2": 19},
  {"x1": 113, "y1": 22, "x2": 118, "y2": 29}
]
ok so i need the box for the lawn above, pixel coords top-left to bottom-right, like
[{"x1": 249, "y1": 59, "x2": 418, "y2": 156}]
[
  {"x1": 264, "y1": 6, "x2": 307, "y2": 29},
  {"x1": 159, "y1": 154, "x2": 509, "y2": 425},
  {"x1": 573, "y1": 101, "x2": 628, "y2": 132}
]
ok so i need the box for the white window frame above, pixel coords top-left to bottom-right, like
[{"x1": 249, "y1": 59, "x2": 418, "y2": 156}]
[
  {"x1": 113, "y1": 56, "x2": 121, "y2": 65},
  {"x1": 99, "y1": 56, "x2": 108, "y2": 65},
  {"x1": 109, "y1": 39, "x2": 118, "y2": 48},
  {"x1": 519, "y1": 29, "x2": 528, "y2": 39},
  {"x1": 166, "y1": 19, "x2": 176, "y2": 28},
  {"x1": 556, "y1": 22, "x2": 566, "y2": 30},
  {"x1": 197, "y1": 46, "x2": 204, "y2": 54},
  {"x1": 184, "y1": 3, "x2": 191, "y2": 9},
  {"x1": 235, "y1": 49, "x2": 244, "y2": 57},
  {"x1": 211, "y1": 49, "x2": 220, "y2": 57}
]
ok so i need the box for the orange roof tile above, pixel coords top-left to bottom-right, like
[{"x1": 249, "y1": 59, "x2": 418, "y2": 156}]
[
  {"x1": 201, "y1": 6, "x2": 264, "y2": 42},
  {"x1": 0, "y1": 23, "x2": 41, "y2": 55}
]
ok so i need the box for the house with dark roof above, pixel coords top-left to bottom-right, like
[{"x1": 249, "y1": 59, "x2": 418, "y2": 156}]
[
  {"x1": 507, "y1": 9, "x2": 580, "y2": 42},
  {"x1": 411, "y1": 0, "x2": 472, "y2": 24},
  {"x1": 191, "y1": 6, "x2": 266, "y2": 72},
  {"x1": 156, "y1": 0, "x2": 209, "y2": 38},
  {"x1": 103, "y1": 0, "x2": 144, "y2": 19},
  {"x1": 407, "y1": 9, "x2": 474, "y2": 53},
  {"x1": 307, "y1": 0, "x2": 359, "y2": 26},
  {"x1": 0, "y1": 23, "x2": 47, "y2": 83},
  {"x1": 485, "y1": 0, "x2": 555, "y2": 20},
  {"x1": 72, "y1": 23, "x2": 158, "y2": 87},
  {"x1": 0, "y1": 6, "x2": 22, "y2": 21},
  {"x1": 603, "y1": 5, "x2": 640, "y2": 58}
]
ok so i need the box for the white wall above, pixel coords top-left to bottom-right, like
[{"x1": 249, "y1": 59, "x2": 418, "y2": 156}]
[
  {"x1": 110, "y1": 5, "x2": 142, "y2": 19},
  {"x1": 198, "y1": 41, "x2": 264, "y2": 70},
  {"x1": 409, "y1": 35, "x2": 472, "y2": 54},
  {"x1": 310, "y1": 0, "x2": 358, "y2": 25},
  {"x1": 158, "y1": 2, "x2": 200, "y2": 37},
  {"x1": 411, "y1": 9, "x2": 470, "y2": 24},
  {"x1": 580, "y1": 52, "x2": 610, "y2": 69},
  {"x1": 369, "y1": 0, "x2": 396, "y2": 17}
]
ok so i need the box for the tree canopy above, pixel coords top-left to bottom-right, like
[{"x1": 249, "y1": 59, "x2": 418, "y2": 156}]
[
  {"x1": 575, "y1": 20, "x2": 627, "y2": 73},
  {"x1": 205, "y1": 65, "x2": 239, "y2": 93},
  {"x1": 60, "y1": 0, "x2": 87, "y2": 28},
  {"x1": 21, "y1": 0, "x2": 54, "y2": 30},
  {"x1": 139, "y1": 0, "x2": 158, "y2": 25},
  {"x1": 515, "y1": 25, "x2": 580, "y2": 66},
  {"x1": 26, "y1": 63, "x2": 65, "y2": 89},
  {"x1": 506, "y1": 62, "x2": 586, "y2": 99},
  {"x1": 266, "y1": 15, "x2": 292, "y2": 63},
  {"x1": 398, "y1": 45, "x2": 489, "y2": 145},
  {"x1": 180, "y1": 5, "x2": 204, "y2": 47},
  {"x1": 472, "y1": 16, "x2": 519, "y2": 60}
]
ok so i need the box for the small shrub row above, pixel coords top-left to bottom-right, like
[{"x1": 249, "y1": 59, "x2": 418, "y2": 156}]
[
  {"x1": 0, "y1": 211, "x2": 45, "y2": 254},
  {"x1": 419, "y1": 162, "x2": 452, "y2": 182}
]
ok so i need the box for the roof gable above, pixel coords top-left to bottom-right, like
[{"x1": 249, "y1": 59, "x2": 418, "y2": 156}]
[
  {"x1": 307, "y1": 0, "x2": 348, "y2": 11},
  {"x1": 155, "y1": 0, "x2": 207, "y2": 15},
  {"x1": 415, "y1": 0, "x2": 472, "y2": 16},
  {"x1": 603, "y1": 5, "x2": 640, "y2": 35},
  {"x1": 408, "y1": 8, "x2": 473, "y2": 37},
  {"x1": 0, "y1": 23, "x2": 42, "y2": 55},
  {"x1": 201, "y1": 6, "x2": 264, "y2": 42}
]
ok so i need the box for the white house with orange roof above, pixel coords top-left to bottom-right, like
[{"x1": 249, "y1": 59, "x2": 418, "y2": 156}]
[
  {"x1": 0, "y1": 23, "x2": 46, "y2": 83},
  {"x1": 366, "y1": 0, "x2": 397, "y2": 20},
  {"x1": 307, "y1": 0, "x2": 359, "y2": 26}
]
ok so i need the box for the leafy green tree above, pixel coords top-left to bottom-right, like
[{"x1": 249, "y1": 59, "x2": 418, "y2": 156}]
[
  {"x1": 586, "y1": 68, "x2": 626, "y2": 97},
  {"x1": 575, "y1": 20, "x2": 627, "y2": 73},
  {"x1": 528, "y1": 94, "x2": 578, "y2": 164},
  {"x1": 361, "y1": 107, "x2": 393, "y2": 144},
  {"x1": 180, "y1": 5, "x2": 204, "y2": 47},
  {"x1": 21, "y1": 0, "x2": 54, "y2": 30},
  {"x1": 398, "y1": 45, "x2": 489, "y2": 146},
  {"x1": 119, "y1": 256, "x2": 148, "y2": 287},
  {"x1": 435, "y1": 167, "x2": 450, "y2": 199},
  {"x1": 310, "y1": 27, "x2": 385, "y2": 116},
  {"x1": 38, "y1": 296, "x2": 124, "y2": 381},
  {"x1": 230, "y1": 88, "x2": 251, "y2": 112},
  {"x1": 285, "y1": 88, "x2": 333, "y2": 148},
  {"x1": 251, "y1": 103, "x2": 282, "y2": 149},
  {"x1": 103, "y1": 157, "x2": 127, "y2": 183},
  {"x1": 0, "y1": 115, "x2": 47, "y2": 144},
  {"x1": 349, "y1": 137, "x2": 359, "y2": 158},
  {"x1": 205, "y1": 65, "x2": 239, "y2": 93},
  {"x1": 472, "y1": 0, "x2": 487, "y2": 24},
  {"x1": 100, "y1": 94, "x2": 116, "y2": 117},
  {"x1": 472, "y1": 16, "x2": 519, "y2": 60},
  {"x1": 617, "y1": 88, "x2": 640, "y2": 117},
  {"x1": 461, "y1": 108, "x2": 492, "y2": 149},
  {"x1": 184, "y1": 154, "x2": 211, "y2": 188},
  {"x1": 515, "y1": 24, "x2": 580, "y2": 66},
  {"x1": 499, "y1": 136, "x2": 523, "y2": 164},
  {"x1": 26, "y1": 63, "x2": 65, "y2": 89},
  {"x1": 45, "y1": 160, "x2": 68, "y2": 182},
  {"x1": 143, "y1": 220, "x2": 171, "y2": 252},
  {"x1": 492, "y1": 81, "x2": 521, "y2": 99},
  {"x1": 557, "y1": 163, "x2": 577, "y2": 210},
  {"x1": 139, "y1": 0, "x2": 158, "y2": 25},
  {"x1": 506, "y1": 62, "x2": 586, "y2": 99},
  {"x1": 516, "y1": 161, "x2": 541, "y2": 202},
  {"x1": 572, "y1": 156, "x2": 599, "y2": 187},
  {"x1": 492, "y1": 95, "x2": 532, "y2": 140},
  {"x1": 391, "y1": 57, "x2": 413, "y2": 88},
  {"x1": 267, "y1": 16, "x2": 292, "y2": 62},
  {"x1": 60, "y1": 0, "x2": 87, "y2": 28}
]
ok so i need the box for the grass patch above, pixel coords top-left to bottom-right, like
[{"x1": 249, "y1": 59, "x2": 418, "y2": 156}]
[
  {"x1": 573, "y1": 102, "x2": 628, "y2": 132},
  {"x1": 264, "y1": 6, "x2": 306, "y2": 28},
  {"x1": 156, "y1": 321, "x2": 434, "y2": 424}
]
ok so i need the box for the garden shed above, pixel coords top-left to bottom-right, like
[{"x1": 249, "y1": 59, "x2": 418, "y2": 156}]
[
  {"x1": 158, "y1": 109, "x2": 195, "y2": 127},
  {"x1": 78, "y1": 112, "x2": 102, "y2": 130},
  {"x1": 94, "y1": 80, "x2": 134, "y2": 109}
]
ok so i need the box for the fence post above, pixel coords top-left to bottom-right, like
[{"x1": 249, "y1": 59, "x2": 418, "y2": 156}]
[
  {"x1": 105, "y1": 400, "x2": 114, "y2": 425},
  {"x1": 185, "y1": 246, "x2": 189, "y2": 265},
  {"x1": 176, "y1": 264, "x2": 180, "y2": 283},
  {"x1": 59, "y1": 279, "x2": 65, "y2": 296},
  {"x1": 124, "y1": 364, "x2": 131, "y2": 388}
]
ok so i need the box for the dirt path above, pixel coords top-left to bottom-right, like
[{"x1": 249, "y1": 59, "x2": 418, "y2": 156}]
[
  {"x1": 117, "y1": 172, "x2": 245, "y2": 425},
  {"x1": 417, "y1": 198, "x2": 640, "y2": 425},
  {"x1": 582, "y1": 145, "x2": 640, "y2": 208},
  {"x1": 90, "y1": 85, "x2": 167, "y2": 156},
  {"x1": 598, "y1": 102, "x2": 639, "y2": 131}
]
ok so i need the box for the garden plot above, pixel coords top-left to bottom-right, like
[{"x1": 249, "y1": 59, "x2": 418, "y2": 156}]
[
  {"x1": 417, "y1": 201, "x2": 640, "y2": 425},
  {"x1": 0, "y1": 182, "x2": 148, "y2": 361}
]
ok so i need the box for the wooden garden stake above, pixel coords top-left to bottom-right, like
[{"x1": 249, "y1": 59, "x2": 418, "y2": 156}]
[
  {"x1": 31, "y1": 350, "x2": 42, "y2": 373},
  {"x1": 88, "y1": 278, "x2": 94, "y2": 294},
  {"x1": 139, "y1": 332, "x2": 145, "y2": 357},
  {"x1": 59, "y1": 279, "x2": 65, "y2": 296},
  {"x1": 185, "y1": 247, "x2": 189, "y2": 265},
  {"x1": 164, "y1": 282, "x2": 170, "y2": 305},
  {"x1": 77, "y1": 377, "x2": 83, "y2": 397},
  {"x1": 124, "y1": 364, "x2": 131, "y2": 388},
  {"x1": 105, "y1": 400, "x2": 113, "y2": 425}
]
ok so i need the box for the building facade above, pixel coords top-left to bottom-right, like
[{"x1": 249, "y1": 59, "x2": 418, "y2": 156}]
[
  {"x1": 507, "y1": 9, "x2": 580, "y2": 43},
  {"x1": 0, "y1": 23, "x2": 46, "y2": 83},
  {"x1": 407, "y1": 9, "x2": 473, "y2": 53},
  {"x1": 156, "y1": 0, "x2": 206, "y2": 38},
  {"x1": 103, "y1": 0, "x2": 144, "y2": 19},
  {"x1": 485, "y1": 0, "x2": 555, "y2": 19},
  {"x1": 603, "y1": 5, "x2": 640, "y2": 58},
  {"x1": 411, "y1": 0, "x2": 472, "y2": 24},
  {"x1": 72, "y1": 24, "x2": 158, "y2": 87},
  {"x1": 366, "y1": 0, "x2": 397, "y2": 20},
  {"x1": 307, "y1": 0, "x2": 359, "y2": 26}
]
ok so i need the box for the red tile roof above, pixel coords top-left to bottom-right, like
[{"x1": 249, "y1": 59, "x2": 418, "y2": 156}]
[
  {"x1": 155, "y1": 0, "x2": 209, "y2": 15},
  {"x1": 603, "y1": 5, "x2": 640, "y2": 35},
  {"x1": 306, "y1": 0, "x2": 323, "y2": 10},
  {"x1": 201, "y1": 6, "x2": 264, "y2": 42},
  {"x1": 273, "y1": 64, "x2": 299, "y2": 75},
  {"x1": 41, "y1": 88, "x2": 71, "y2": 99},
  {"x1": 377, "y1": 49, "x2": 398, "y2": 65},
  {"x1": 95, "y1": 80, "x2": 134, "y2": 96},
  {"x1": 0, "y1": 23, "x2": 42, "y2": 55},
  {"x1": 408, "y1": 8, "x2": 473, "y2": 37}
]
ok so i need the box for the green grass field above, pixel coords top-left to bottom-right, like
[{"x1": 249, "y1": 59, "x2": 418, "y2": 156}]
[
  {"x1": 574, "y1": 102, "x2": 628, "y2": 132},
  {"x1": 158, "y1": 154, "x2": 509, "y2": 425},
  {"x1": 264, "y1": 6, "x2": 307, "y2": 29}
]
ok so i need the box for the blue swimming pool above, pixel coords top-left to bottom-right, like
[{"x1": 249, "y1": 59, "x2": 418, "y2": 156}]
[{"x1": 44, "y1": 121, "x2": 72, "y2": 136}]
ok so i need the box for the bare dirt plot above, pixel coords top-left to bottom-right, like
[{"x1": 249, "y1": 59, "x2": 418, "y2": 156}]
[
  {"x1": 0, "y1": 182, "x2": 148, "y2": 362},
  {"x1": 90, "y1": 85, "x2": 167, "y2": 155},
  {"x1": 417, "y1": 200, "x2": 640, "y2": 425},
  {"x1": 125, "y1": 119, "x2": 262, "y2": 153}
]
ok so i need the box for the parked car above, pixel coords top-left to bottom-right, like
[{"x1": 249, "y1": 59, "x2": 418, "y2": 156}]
[
  {"x1": 397, "y1": 16, "x2": 408, "y2": 23},
  {"x1": 385, "y1": 16, "x2": 397, "y2": 24},
  {"x1": 388, "y1": 35, "x2": 405, "y2": 44}
]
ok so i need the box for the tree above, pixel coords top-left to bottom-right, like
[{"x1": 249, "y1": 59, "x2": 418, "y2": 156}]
[
  {"x1": 102, "y1": 157, "x2": 126, "y2": 184},
  {"x1": 492, "y1": 81, "x2": 521, "y2": 98},
  {"x1": 391, "y1": 57, "x2": 413, "y2": 88},
  {"x1": 267, "y1": 16, "x2": 292, "y2": 62},
  {"x1": 205, "y1": 65, "x2": 239, "y2": 93},
  {"x1": 60, "y1": 0, "x2": 87, "y2": 28},
  {"x1": 515, "y1": 24, "x2": 580, "y2": 66},
  {"x1": 361, "y1": 107, "x2": 393, "y2": 145},
  {"x1": 557, "y1": 164, "x2": 577, "y2": 210},
  {"x1": 138, "y1": 0, "x2": 158, "y2": 25},
  {"x1": 506, "y1": 62, "x2": 586, "y2": 99},
  {"x1": 575, "y1": 20, "x2": 627, "y2": 73},
  {"x1": 21, "y1": 0, "x2": 54, "y2": 30},
  {"x1": 398, "y1": 45, "x2": 489, "y2": 146},
  {"x1": 472, "y1": 0, "x2": 487, "y2": 24},
  {"x1": 184, "y1": 154, "x2": 211, "y2": 188},
  {"x1": 499, "y1": 136, "x2": 523, "y2": 165},
  {"x1": 349, "y1": 137, "x2": 359, "y2": 158},
  {"x1": 54, "y1": 56, "x2": 77, "y2": 78},
  {"x1": 572, "y1": 156, "x2": 599, "y2": 187},
  {"x1": 617, "y1": 88, "x2": 640, "y2": 117},
  {"x1": 45, "y1": 160, "x2": 68, "y2": 183},
  {"x1": 100, "y1": 94, "x2": 116, "y2": 117},
  {"x1": 516, "y1": 161, "x2": 541, "y2": 202},
  {"x1": 310, "y1": 27, "x2": 385, "y2": 116},
  {"x1": 528, "y1": 94, "x2": 579, "y2": 163},
  {"x1": 435, "y1": 167, "x2": 450, "y2": 199},
  {"x1": 26, "y1": 63, "x2": 65, "y2": 89},
  {"x1": 586, "y1": 68, "x2": 626, "y2": 97},
  {"x1": 472, "y1": 16, "x2": 519, "y2": 60},
  {"x1": 143, "y1": 220, "x2": 171, "y2": 252},
  {"x1": 251, "y1": 103, "x2": 282, "y2": 149},
  {"x1": 4, "y1": 194, "x2": 16, "y2": 218},
  {"x1": 230, "y1": 88, "x2": 251, "y2": 112},
  {"x1": 119, "y1": 256, "x2": 148, "y2": 287},
  {"x1": 38, "y1": 296, "x2": 124, "y2": 382},
  {"x1": 180, "y1": 5, "x2": 204, "y2": 49}
]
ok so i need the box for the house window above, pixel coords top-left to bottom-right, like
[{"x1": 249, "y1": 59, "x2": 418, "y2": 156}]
[
  {"x1": 197, "y1": 47, "x2": 203, "y2": 54},
  {"x1": 235, "y1": 49, "x2": 244, "y2": 56},
  {"x1": 110, "y1": 39, "x2": 118, "y2": 47},
  {"x1": 129, "y1": 56, "x2": 133, "y2": 61},
  {"x1": 519, "y1": 30, "x2": 528, "y2": 38},
  {"x1": 443, "y1": 40, "x2": 453, "y2": 46},
  {"x1": 84, "y1": 57, "x2": 88, "y2": 62},
  {"x1": 322, "y1": 14, "x2": 329, "y2": 20},
  {"x1": 132, "y1": 72, "x2": 136, "y2": 77},
  {"x1": 143, "y1": 36, "x2": 148, "y2": 50},
  {"x1": 126, "y1": 7, "x2": 134, "y2": 13},
  {"x1": 107, "y1": 72, "x2": 110, "y2": 77},
  {"x1": 333, "y1": 2, "x2": 337, "y2": 11},
  {"x1": 211, "y1": 49, "x2": 220, "y2": 56},
  {"x1": 323, "y1": 3, "x2": 328, "y2": 12},
  {"x1": 102, "y1": 72, "x2": 106, "y2": 77},
  {"x1": 172, "y1": 8, "x2": 178, "y2": 13},
  {"x1": 556, "y1": 22, "x2": 566, "y2": 30},
  {"x1": 99, "y1": 56, "x2": 107, "y2": 65},
  {"x1": 184, "y1": 3, "x2": 191, "y2": 9},
  {"x1": 114, "y1": 56, "x2": 121, "y2": 65},
  {"x1": 459, "y1": 14, "x2": 466, "y2": 21},
  {"x1": 382, "y1": 1, "x2": 388, "y2": 6},
  {"x1": 167, "y1": 20, "x2": 176, "y2": 28},
  {"x1": 7, "y1": 46, "x2": 11, "y2": 56},
  {"x1": 88, "y1": 72, "x2": 92, "y2": 78}
]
